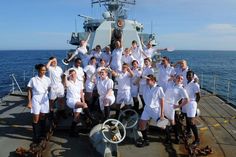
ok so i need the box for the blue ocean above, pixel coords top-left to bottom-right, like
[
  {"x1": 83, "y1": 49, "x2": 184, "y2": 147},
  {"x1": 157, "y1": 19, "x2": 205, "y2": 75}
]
[{"x1": 0, "y1": 50, "x2": 236, "y2": 105}]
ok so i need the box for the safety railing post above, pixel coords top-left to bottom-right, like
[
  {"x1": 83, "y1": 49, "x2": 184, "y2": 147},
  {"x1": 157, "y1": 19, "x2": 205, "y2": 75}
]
[
  {"x1": 227, "y1": 80, "x2": 231, "y2": 103},
  {"x1": 11, "y1": 75, "x2": 15, "y2": 93},
  {"x1": 213, "y1": 75, "x2": 216, "y2": 95},
  {"x1": 201, "y1": 73, "x2": 203, "y2": 89}
]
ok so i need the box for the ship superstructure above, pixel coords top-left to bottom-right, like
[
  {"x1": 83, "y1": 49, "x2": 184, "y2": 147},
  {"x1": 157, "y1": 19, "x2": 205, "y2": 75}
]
[{"x1": 69, "y1": 0, "x2": 157, "y2": 50}]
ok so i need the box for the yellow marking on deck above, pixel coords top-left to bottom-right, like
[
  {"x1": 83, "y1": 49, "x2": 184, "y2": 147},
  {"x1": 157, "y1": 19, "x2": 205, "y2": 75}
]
[
  {"x1": 213, "y1": 123, "x2": 220, "y2": 127},
  {"x1": 200, "y1": 127, "x2": 208, "y2": 131}
]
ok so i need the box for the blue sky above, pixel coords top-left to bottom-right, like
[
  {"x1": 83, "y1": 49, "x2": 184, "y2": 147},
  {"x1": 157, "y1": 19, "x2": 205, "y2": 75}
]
[{"x1": 0, "y1": 0, "x2": 236, "y2": 50}]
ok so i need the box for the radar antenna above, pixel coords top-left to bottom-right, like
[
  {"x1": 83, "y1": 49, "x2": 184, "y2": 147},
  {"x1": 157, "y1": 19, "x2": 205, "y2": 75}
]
[{"x1": 91, "y1": 0, "x2": 136, "y2": 20}]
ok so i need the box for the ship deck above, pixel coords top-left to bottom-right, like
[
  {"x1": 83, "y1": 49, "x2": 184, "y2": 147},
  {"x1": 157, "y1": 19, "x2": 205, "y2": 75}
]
[{"x1": 1, "y1": 90, "x2": 236, "y2": 157}]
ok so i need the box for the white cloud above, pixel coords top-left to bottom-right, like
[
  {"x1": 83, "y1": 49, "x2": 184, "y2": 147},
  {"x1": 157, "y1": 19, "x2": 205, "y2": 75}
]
[
  {"x1": 159, "y1": 23, "x2": 236, "y2": 50},
  {"x1": 205, "y1": 24, "x2": 236, "y2": 34}
]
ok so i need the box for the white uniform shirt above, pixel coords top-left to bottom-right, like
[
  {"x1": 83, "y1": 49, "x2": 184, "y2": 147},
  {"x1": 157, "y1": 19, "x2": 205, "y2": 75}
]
[
  {"x1": 110, "y1": 48, "x2": 123, "y2": 71},
  {"x1": 121, "y1": 54, "x2": 134, "y2": 66},
  {"x1": 140, "y1": 66, "x2": 154, "y2": 85},
  {"x1": 75, "y1": 46, "x2": 89, "y2": 67},
  {"x1": 175, "y1": 66, "x2": 199, "y2": 87},
  {"x1": 27, "y1": 75, "x2": 51, "y2": 95},
  {"x1": 66, "y1": 79, "x2": 83, "y2": 100},
  {"x1": 73, "y1": 66, "x2": 84, "y2": 82},
  {"x1": 143, "y1": 46, "x2": 160, "y2": 58},
  {"x1": 100, "y1": 51, "x2": 111, "y2": 66},
  {"x1": 90, "y1": 50, "x2": 102, "y2": 62},
  {"x1": 157, "y1": 63, "x2": 176, "y2": 91},
  {"x1": 97, "y1": 77, "x2": 114, "y2": 97},
  {"x1": 185, "y1": 80, "x2": 200, "y2": 101},
  {"x1": 48, "y1": 66, "x2": 63, "y2": 87},
  {"x1": 131, "y1": 46, "x2": 144, "y2": 67},
  {"x1": 84, "y1": 64, "x2": 96, "y2": 81},
  {"x1": 165, "y1": 83, "x2": 189, "y2": 105},
  {"x1": 131, "y1": 68, "x2": 142, "y2": 85},
  {"x1": 116, "y1": 72, "x2": 132, "y2": 91},
  {"x1": 143, "y1": 84, "x2": 165, "y2": 108},
  {"x1": 64, "y1": 67, "x2": 84, "y2": 83}
]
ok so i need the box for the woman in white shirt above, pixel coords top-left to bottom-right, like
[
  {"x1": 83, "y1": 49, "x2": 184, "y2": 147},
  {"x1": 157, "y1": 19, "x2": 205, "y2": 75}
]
[
  {"x1": 96, "y1": 68, "x2": 115, "y2": 120},
  {"x1": 27, "y1": 64, "x2": 51, "y2": 143}
]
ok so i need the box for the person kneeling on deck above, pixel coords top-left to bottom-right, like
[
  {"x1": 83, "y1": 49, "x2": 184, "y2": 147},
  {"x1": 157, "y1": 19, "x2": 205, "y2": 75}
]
[
  {"x1": 111, "y1": 63, "x2": 134, "y2": 119},
  {"x1": 27, "y1": 64, "x2": 51, "y2": 144},
  {"x1": 64, "y1": 69, "x2": 96, "y2": 137},
  {"x1": 164, "y1": 75, "x2": 189, "y2": 144},
  {"x1": 136, "y1": 74, "x2": 165, "y2": 147},
  {"x1": 96, "y1": 68, "x2": 115, "y2": 121},
  {"x1": 182, "y1": 70, "x2": 201, "y2": 146}
]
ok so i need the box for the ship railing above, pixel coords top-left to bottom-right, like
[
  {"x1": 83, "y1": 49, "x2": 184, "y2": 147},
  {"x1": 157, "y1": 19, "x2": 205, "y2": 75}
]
[
  {"x1": 0, "y1": 70, "x2": 36, "y2": 97},
  {"x1": 1, "y1": 71, "x2": 236, "y2": 106},
  {"x1": 200, "y1": 73, "x2": 236, "y2": 105}
]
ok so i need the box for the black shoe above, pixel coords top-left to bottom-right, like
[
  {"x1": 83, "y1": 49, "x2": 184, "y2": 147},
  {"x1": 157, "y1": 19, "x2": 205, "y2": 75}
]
[
  {"x1": 136, "y1": 139, "x2": 150, "y2": 147},
  {"x1": 191, "y1": 139, "x2": 200, "y2": 146},
  {"x1": 69, "y1": 131, "x2": 80, "y2": 137},
  {"x1": 174, "y1": 136, "x2": 180, "y2": 144},
  {"x1": 164, "y1": 138, "x2": 172, "y2": 144},
  {"x1": 186, "y1": 132, "x2": 192, "y2": 138}
]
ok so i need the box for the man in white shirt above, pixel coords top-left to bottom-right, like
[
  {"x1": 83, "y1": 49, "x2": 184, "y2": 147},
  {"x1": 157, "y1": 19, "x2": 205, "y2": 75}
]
[
  {"x1": 156, "y1": 56, "x2": 176, "y2": 92},
  {"x1": 136, "y1": 74, "x2": 165, "y2": 147}
]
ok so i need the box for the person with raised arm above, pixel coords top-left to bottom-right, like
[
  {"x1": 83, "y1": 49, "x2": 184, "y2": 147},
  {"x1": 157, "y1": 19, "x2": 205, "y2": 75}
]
[
  {"x1": 46, "y1": 57, "x2": 66, "y2": 120},
  {"x1": 64, "y1": 32, "x2": 91, "y2": 67},
  {"x1": 111, "y1": 63, "x2": 134, "y2": 119}
]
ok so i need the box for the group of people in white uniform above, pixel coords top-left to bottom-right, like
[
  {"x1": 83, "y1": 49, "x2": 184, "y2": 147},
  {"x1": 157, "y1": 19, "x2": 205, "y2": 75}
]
[{"x1": 27, "y1": 36, "x2": 201, "y2": 148}]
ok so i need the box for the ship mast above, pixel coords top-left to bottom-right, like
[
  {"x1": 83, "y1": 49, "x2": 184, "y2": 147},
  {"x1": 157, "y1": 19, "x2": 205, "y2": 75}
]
[{"x1": 91, "y1": 0, "x2": 135, "y2": 20}]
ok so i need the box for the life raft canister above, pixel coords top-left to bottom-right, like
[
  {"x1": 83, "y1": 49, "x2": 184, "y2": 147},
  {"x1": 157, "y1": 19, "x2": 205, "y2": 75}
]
[{"x1": 117, "y1": 19, "x2": 124, "y2": 28}]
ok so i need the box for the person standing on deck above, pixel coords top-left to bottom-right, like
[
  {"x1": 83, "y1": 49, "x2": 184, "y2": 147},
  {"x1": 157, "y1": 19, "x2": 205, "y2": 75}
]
[
  {"x1": 164, "y1": 75, "x2": 189, "y2": 144},
  {"x1": 100, "y1": 46, "x2": 112, "y2": 67},
  {"x1": 121, "y1": 48, "x2": 134, "y2": 67},
  {"x1": 136, "y1": 74, "x2": 165, "y2": 147},
  {"x1": 63, "y1": 69, "x2": 96, "y2": 137},
  {"x1": 130, "y1": 40, "x2": 145, "y2": 68},
  {"x1": 27, "y1": 64, "x2": 51, "y2": 143},
  {"x1": 90, "y1": 45, "x2": 102, "y2": 65},
  {"x1": 182, "y1": 70, "x2": 201, "y2": 146},
  {"x1": 174, "y1": 60, "x2": 198, "y2": 87},
  {"x1": 83, "y1": 57, "x2": 97, "y2": 109},
  {"x1": 96, "y1": 68, "x2": 115, "y2": 121},
  {"x1": 110, "y1": 40, "x2": 123, "y2": 72},
  {"x1": 155, "y1": 56, "x2": 176, "y2": 92},
  {"x1": 46, "y1": 57, "x2": 66, "y2": 120},
  {"x1": 139, "y1": 57, "x2": 154, "y2": 113},
  {"x1": 141, "y1": 40, "x2": 167, "y2": 59},
  {"x1": 111, "y1": 63, "x2": 134, "y2": 119},
  {"x1": 130, "y1": 60, "x2": 142, "y2": 113}
]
